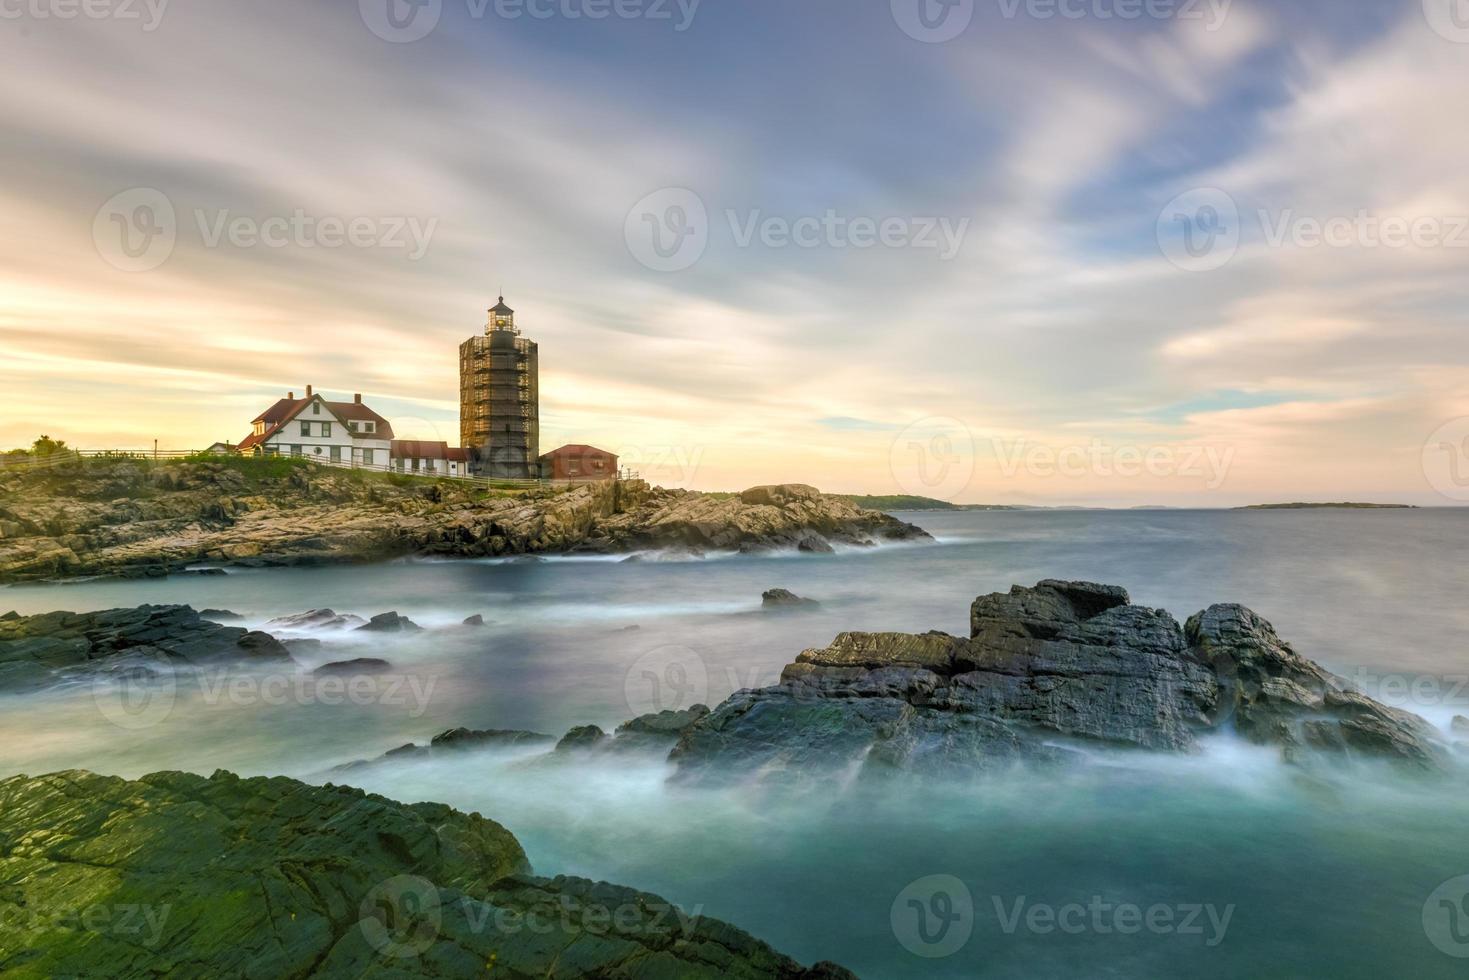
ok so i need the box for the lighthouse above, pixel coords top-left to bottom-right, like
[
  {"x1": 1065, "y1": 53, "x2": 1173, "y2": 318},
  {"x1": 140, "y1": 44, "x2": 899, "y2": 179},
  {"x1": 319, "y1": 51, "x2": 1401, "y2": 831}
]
[{"x1": 458, "y1": 295, "x2": 540, "y2": 478}]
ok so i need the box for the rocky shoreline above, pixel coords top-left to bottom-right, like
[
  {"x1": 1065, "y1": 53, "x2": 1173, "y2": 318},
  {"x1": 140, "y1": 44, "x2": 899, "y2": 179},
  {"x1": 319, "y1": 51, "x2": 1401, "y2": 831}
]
[
  {"x1": 0, "y1": 769, "x2": 853, "y2": 978},
  {"x1": 0, "y1": 458, "x2": 928, "y2": 582}
]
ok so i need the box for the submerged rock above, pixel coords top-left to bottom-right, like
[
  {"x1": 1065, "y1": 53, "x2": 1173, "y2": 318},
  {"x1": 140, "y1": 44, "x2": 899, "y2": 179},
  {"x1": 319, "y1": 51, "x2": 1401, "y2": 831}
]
[
  {"x1": 198, "y1": 608, "x2": 243, "y2": 621},
  {"x1": 0, "y1": 769, "x2": 850, "y2": 979},
  {"x1": 555, "y1": 725, "x2": 610, "y2": 753},
  {"x1": 314, "y1": 657, "x2": 393, "y2": 675},
  {"x1": 357, "y1": 611, "x2": 422, "y2": 633},
  {"x1": 462, "y1": 614, "x2": 485, "y2": 627},
  {"x1": 266, "y1": 608, "x2": 365, "y2": 631},
  {"x1": 670, "y1": 580, "x2": 1450, "y2": 784},
  {"x1": 763, "y1": 588, "x2": 820, "y2": 608},
  {"x1": 0, "y1": 604, "x2": 292, "y2": 692}
]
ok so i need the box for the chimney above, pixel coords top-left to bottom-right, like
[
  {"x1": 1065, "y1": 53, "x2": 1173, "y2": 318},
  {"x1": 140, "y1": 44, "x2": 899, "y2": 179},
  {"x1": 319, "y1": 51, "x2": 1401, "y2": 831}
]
[
  {"x1": 354, "y1": 393, "x2": 362, "y2": 404},
  {"x1": 288, "y1": 391, "x2": 295, "y2": 400},
  {"x1": 306, "y1": 384, "x2": 313, "y2": 398}
]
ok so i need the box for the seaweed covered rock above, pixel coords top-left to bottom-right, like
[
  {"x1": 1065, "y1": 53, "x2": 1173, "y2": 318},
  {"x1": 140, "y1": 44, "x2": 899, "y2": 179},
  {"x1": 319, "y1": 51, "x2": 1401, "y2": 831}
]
[{"x1": 0, "y1": 769, "x2": 854, "y2": 979}]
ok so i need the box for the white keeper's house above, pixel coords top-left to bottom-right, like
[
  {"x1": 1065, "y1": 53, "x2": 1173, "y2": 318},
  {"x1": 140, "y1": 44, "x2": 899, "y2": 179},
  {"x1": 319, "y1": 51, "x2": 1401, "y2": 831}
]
[
  {"x1": 236, "y1": 387, "x2": 470, "y2": 477},
  {"x1": 236, "y1": 386, "x2": 394, "y2": 468}
]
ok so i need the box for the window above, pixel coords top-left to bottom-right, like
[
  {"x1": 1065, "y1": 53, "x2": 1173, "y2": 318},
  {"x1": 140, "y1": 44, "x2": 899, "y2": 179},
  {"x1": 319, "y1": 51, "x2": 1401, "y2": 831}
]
[
  {"x1": 312, "y1": 402, "x2": 320, "y2": 415},
  {"x1": 362, "y1": 421, "x2": 376, "y2": 433},
  {"x1": 329, "y1": 446, "x2": 341, "y2": 462},
  {"x1": 300, "y1": 421, "x2": 311, "y2": 436},
  {"x1": 291, "y1": 445, "x2": 302, "y2": 457},
  {"x1": 426, "y1": 460, "x2": 436, "y2": 473},
  {"x1": 321, "y1": 422, "x2": 332, "y2": 437},
  {"x1": 362, "y1": 449, "x2": 374, "y2": 466},
  {"x1": 412, "y1": 458, "x2": 421, "y2": 472},
  {"x1": 348, "y1": 422, "x2": 358, "y2": 433}
]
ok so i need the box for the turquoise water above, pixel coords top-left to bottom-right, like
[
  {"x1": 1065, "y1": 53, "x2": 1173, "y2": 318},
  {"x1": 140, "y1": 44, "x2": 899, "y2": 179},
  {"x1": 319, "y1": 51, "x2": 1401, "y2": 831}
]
[{"x1": 2, "y1": 508, "x2": 1468, "y2": 977}]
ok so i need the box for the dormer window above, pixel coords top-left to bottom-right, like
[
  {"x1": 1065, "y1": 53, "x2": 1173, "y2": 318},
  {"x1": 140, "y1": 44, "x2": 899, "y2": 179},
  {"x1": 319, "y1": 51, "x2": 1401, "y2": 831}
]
[{"x1": 362, "y1": 421, "x2": 376, "y2": 434}]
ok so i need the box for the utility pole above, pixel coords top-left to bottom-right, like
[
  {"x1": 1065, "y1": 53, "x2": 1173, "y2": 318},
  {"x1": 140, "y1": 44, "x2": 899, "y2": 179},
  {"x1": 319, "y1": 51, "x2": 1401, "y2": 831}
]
[{"x1": 153, "y1": 439, "x2": 158, "y2": 462}]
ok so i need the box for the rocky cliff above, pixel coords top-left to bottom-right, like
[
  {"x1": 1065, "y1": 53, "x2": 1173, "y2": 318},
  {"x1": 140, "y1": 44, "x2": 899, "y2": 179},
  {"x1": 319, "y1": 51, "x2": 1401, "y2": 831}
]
[
  {"x1": 0, "y1": 769, "x2": 854, "y2": 979},
  {"x1": 0, "y1": 458, "x2": 926, "y2": 581}
]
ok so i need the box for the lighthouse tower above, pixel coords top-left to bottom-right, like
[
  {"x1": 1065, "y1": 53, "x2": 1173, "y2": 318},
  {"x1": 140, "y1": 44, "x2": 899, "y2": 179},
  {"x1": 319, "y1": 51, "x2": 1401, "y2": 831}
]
[{"x1": 459, "y1": 295, "x2": 540, "y2": 478}]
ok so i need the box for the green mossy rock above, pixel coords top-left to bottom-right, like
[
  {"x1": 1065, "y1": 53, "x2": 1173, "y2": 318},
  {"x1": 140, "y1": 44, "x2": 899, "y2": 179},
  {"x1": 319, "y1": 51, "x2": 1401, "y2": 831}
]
[{"x1": 0, "y1": 769, "x2": 853, "y2": 979}]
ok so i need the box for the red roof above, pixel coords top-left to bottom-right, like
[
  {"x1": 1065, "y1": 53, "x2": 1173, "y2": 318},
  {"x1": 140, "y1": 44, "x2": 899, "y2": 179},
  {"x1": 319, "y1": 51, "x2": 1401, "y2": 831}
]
[
  {"x1": 541, "y1": 444, "x2": 617, "y2": 460},
  {"x1": 238, "y1": 394, "x2": 394, "y2": 452}
]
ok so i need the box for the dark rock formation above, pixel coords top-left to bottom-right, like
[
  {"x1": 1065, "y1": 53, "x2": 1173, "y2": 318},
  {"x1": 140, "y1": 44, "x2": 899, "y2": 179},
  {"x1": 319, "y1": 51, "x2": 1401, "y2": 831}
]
[
  {"x1": 669, "y1": 580, "x2": 1449, "y2": 783},
  {"x1": 462, "y1": 614, "x2": 485, "y2": 627},
  {"x1": 0, "y1": 769, "x2": 851, "y2": 979},
  {"x1": 331, "y1": 728, "x2": 558, "y2": 773},
  {"x1": 357, "y1": 611, "x2": 422, "y2": 633},
  {"x1": 555, "y1": 725, "x2": 609, "y2": 753},
  {"x1": 0, "y1": 604, "x2": 292, "y2": 692},
  {"x1": 266, "y1": 608, "x2": 365, "y2": 631},
  {"x1": 198, "y1": 608, "x2": 243, "y2": 621},
  {"x1": 315, "y1": 658, "x2": 393, "y2": 675},
  {"x1": 763, "y1": 588, "x2": 820, "y2": 608}
]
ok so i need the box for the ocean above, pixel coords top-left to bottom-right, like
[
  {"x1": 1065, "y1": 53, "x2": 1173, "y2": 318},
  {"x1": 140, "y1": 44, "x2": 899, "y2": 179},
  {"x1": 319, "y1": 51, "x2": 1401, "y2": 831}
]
[{"x1": 3, "y1": 507, "x2": 1467, "y2": 978}]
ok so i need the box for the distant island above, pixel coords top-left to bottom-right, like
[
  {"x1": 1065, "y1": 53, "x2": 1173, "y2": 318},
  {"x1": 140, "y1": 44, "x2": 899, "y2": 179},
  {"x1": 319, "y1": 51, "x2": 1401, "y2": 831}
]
[
  {"x1": 1237, "y1": 502, "x2": 1417, "y2": 510},
  {"x1": 836, "y1": 494, "x2": 1029, "y2": 511}
]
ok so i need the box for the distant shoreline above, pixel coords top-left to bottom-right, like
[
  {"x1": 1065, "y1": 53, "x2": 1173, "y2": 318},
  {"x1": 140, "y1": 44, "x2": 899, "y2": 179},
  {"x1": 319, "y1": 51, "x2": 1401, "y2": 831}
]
[{"x1": 1235, "y1": 502, "x2": 1417, "y2": 510}]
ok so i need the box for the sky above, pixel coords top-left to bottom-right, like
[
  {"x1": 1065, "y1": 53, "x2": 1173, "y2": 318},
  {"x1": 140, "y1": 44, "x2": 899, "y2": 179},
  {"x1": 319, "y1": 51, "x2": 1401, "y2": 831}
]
[{"x1": 2, "y1": 0, "x2": 1468, "y2": 506}]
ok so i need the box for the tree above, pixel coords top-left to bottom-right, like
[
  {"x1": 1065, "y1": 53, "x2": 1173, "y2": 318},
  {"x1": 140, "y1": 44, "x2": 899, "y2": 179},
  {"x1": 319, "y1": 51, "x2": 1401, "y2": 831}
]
[{"x1": 31, "y1": 435, "x2": 69, "y2": 456}]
